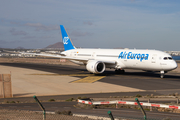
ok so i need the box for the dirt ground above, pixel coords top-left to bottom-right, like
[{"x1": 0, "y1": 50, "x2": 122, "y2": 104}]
[
  {"x1": 0, "y1": 109, "x2": 94, "y2": 120},
  {"x1": 0, "y1": 57, "x2": 143, "y2": 97}
]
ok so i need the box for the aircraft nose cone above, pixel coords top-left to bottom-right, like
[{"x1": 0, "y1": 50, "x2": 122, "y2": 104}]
[{"x1": 171, "y1": 61, "x2": 178, "y2": 70}]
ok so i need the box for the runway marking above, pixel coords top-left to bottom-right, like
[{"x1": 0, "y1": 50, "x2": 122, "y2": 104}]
[
  {"x1": 29, "y1": 73, "x2": 161, "y2": 83},
  {"x1": 71, "y1": 76, "x2": 105, "y2": 83},
  {"x1": 28, "y1": 73, "x2": 94, "y2": 76},
  {"x1": 28, "y1": 73, "x2": 106, "y2": 83}
]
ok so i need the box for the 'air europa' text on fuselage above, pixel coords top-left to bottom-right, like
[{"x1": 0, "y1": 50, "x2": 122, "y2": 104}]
[{"x1": 118, "y1": 52, "x2": 149, "y2": 62}]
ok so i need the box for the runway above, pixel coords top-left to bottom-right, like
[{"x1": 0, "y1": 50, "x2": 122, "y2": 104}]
[
  {"x1": 0, "y1": 62, "x2": 180, "y2": 97},
  {"x1": 1, "y1": 102, "x2": 180, "y2": 119}
]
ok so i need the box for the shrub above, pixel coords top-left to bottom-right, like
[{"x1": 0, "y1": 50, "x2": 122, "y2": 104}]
[
  {"x1": 48, "y1": 99, "x2": 55, "y2": 102},
  {"x1": 10, "y1": 101, "x2": 16, "y2": 103},
  {"x1": 77, "y1": 96, "x2": 81, "y2": 99},
  {"x1": 135, "y1": 94, "x2": 142, "y2": 98},
  {"x1": 66, "y1": 98, "x2": 74, "y2": 101},
  {"x1": 55, "y1": 110, "x2": 72, "y2": 115},
  {"x1": 61, "y1": 110, "x2": 72, "y2": 115}
]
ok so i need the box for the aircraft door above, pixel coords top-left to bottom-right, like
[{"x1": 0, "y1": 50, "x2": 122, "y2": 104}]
[
  {"x1": 92, "y1": 52, "x2": 96, "y2": 58},
  {"x1": 151, "y1": 54, "x2": 157, "y2": 63},
  {"x1": 70, "y1": 51, "x2": 73, "y2": 56}
]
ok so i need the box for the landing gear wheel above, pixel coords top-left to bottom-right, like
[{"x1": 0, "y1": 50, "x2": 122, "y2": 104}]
[
  {"x1": 115, "y1": 69, "x2": 125, "y2": 74},
  {"x1": 160, "y1": 74, "x2": 164, "y2": 78}
]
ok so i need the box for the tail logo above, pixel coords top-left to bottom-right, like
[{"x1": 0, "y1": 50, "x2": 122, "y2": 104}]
[{"x1": 63, "y1": 37, "x2": 69, "y2": 45}]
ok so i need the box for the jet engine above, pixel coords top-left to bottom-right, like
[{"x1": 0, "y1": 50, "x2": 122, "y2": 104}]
[{"x1": 86, "y1": 60, "x2": 105, "y2": 74}]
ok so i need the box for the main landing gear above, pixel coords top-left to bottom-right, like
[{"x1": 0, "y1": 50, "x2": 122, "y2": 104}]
[
  {"x1": 160, "y1": 71, "x2": 164, "y2": 78},
  {"x1": 115, "y1": 69, "x2": 125, "y2": 74}
]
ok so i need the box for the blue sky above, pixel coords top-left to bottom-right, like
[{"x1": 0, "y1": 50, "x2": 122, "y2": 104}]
[{"x1": 0, "y1": 0, "x2": 180, "y2": 51}]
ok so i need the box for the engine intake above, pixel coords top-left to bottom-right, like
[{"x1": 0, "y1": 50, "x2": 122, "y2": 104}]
[{"x1": 86, "y1": 60, "x2": 105, "y2": 74}]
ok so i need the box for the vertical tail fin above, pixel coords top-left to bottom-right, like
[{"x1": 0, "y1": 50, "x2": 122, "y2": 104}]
[{"x1": 60, "y1": 25, "x2": 75, "y2": 51}]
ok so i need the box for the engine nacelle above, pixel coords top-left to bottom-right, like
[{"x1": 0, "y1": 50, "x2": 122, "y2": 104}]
[{"x1": 86, "y1": 60, "x2": 105, "y2": 74}]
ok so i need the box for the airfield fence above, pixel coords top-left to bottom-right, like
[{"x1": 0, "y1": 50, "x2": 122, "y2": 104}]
[
  {"x1": 0, "y1": 108, "x2": 177, "y2": 120},
  {"x1": 0, "y1": 109, "x2": 94, "y2": 120},
  {"x1": 0, "y1": 96, "x2": 179, "y2": 120}
]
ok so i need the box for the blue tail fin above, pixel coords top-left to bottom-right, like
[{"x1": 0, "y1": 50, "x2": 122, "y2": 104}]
[{"x1": 60, "y1": 25, "x2": 75, "y2": 51}]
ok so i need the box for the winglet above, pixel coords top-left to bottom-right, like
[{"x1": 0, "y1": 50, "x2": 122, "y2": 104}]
[{"x1": 60, "y1": 25, "x2": 75, "y2": 51}]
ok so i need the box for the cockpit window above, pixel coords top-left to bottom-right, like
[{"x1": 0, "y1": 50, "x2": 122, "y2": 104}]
[
  {"x1": 168, "y1": 57, "x2": 173, "y2": 60},
  {"x1": 163, "y1": 57, "x2": 173, "y2": 60},
  {"x1": 164, "y1": 57, "x2": 168, "y2": 60}
]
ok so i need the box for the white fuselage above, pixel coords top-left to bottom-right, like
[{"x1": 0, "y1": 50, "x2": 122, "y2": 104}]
[
  {"x1": 59, "y1": 25, "x2": 177, "y2": 78},
  {"x1": 62, "y1": 48, "x2": 177, "y2": 72}
]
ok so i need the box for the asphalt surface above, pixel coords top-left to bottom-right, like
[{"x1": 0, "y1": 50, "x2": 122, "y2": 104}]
[
  {"x1": 0, "y1": 62, "x2": 180, "y2": 95},
  {"x1": 1, "y1": 102, "x2": 180, "y2": 119},
  {"x1": 1, "y1": 62, "x2": 180, "y2": 119}
]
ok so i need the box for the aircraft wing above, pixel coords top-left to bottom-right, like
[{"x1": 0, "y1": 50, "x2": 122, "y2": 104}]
[
  {"x1": 3, "y1": 50, "x2": 116, "y2": 64},
  {"x1": 22, "y1": 52, "x2": 116, "y2": 64},
  {"x1": 3, "y1": 50, "x2": 64, "y2": 58}
]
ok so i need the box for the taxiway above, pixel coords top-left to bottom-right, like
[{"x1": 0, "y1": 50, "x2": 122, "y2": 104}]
[{"x1": 0, "y1": 63, "x2": 180, "y2": 97}]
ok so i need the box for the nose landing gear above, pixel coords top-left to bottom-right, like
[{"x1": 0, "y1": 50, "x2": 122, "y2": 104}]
[{"x1": 160, "y1": 71, "x2": 164, "y2": 78}]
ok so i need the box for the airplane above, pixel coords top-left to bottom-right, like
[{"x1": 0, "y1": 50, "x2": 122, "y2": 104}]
[{"x1": 19, "y1": 25, "x2": 178, "y2": 78}]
